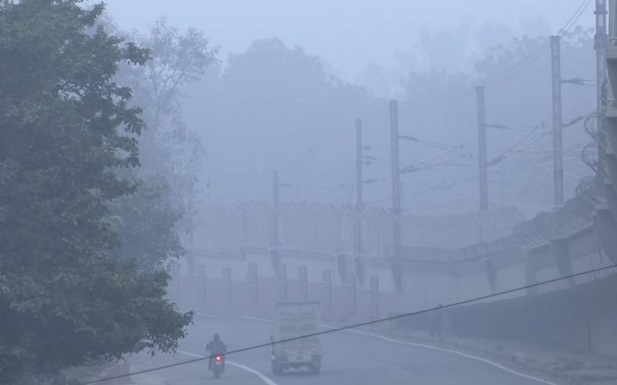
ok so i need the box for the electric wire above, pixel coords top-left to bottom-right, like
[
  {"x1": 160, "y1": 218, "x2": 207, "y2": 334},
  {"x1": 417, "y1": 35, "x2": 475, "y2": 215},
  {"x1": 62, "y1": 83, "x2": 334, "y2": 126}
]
[
  {"x1": 402, "y1": 0, "x2": 592, "y2": 108},
  {"x1": 490, "y1": 0, "x2": 591, "y2": 86},
  {"x1": 84, "y1": 262, "x2": 617, "y2": 384},
  {"x1": 82, "y1": 3, "x2": 602, "y2": 382}
]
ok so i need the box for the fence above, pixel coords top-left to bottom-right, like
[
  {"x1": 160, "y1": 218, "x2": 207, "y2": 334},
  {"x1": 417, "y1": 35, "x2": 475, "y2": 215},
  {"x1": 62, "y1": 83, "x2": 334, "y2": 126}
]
[{"x1": 191, "y1": 202, "x2": 526, "y2": 255}]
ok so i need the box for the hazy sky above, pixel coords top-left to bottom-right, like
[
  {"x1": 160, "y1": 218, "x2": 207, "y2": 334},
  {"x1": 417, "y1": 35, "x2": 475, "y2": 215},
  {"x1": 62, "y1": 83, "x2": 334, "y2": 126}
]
[{"x1": 102, "y1": 0, "x2": 595, "y2": 82}]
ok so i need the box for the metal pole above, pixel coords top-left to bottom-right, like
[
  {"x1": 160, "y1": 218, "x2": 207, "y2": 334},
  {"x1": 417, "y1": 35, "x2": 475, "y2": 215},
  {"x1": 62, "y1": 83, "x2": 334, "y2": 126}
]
[
  {"x1": 610, "y1": 0, "x2": 617, "y2": 102},
  {"x1": 551, "y1": 36, "x2": 564, "y2": 206},
  {"x1": 475, "y1": 86, "x2": 489, "y2": 210},
  {"x1": 354, "y1": 118, "x2": 363, "y2": 256},
  {"x1": 596, "y1": 0, "x2": 609, "y2": 180},
  {"x1": 389, "y1": 100, "x2": 401, "y2": 260},
  {"x1": 610, "y1": 0, "x2": 617, "y2": 41},
  {"x1": 272, "y1": 170, "x2": 280, "y2": 246}
]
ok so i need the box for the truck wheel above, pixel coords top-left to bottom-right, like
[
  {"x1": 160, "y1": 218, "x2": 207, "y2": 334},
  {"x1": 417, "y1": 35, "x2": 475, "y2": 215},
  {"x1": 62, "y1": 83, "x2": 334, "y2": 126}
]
[{"x1": 310, "y1": 365, "x2": 320, "y2": 374}]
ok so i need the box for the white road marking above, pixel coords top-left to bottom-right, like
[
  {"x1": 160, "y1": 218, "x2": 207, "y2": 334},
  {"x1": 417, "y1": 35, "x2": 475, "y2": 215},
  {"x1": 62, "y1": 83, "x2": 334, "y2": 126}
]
[
  {"x1": 226, "y1": 361, "x2": 279, "y2": 385},
  {"x1": 322, "y1": 325, "x2": 557, "y2": 385},
  {"x1": 178, "y1": 349, "x2": 279, "y2": 385},
  {"x1": 194, "y1": 312, "x2": 556, "y2": 385}
]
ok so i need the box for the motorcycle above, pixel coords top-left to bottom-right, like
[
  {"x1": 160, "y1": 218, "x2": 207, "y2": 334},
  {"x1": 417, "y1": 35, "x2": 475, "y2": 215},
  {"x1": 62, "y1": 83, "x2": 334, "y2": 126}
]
[{"x1": 209, "y1": 354, "x2": 225, "y2": 379}]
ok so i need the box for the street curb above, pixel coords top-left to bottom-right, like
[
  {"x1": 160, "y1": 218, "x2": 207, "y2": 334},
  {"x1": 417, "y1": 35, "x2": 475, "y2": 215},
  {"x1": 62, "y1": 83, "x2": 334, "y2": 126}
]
[
  {"x1": 322, "y1": 323, "x2": 567, "y2": 385},
  {"x1": 383, "y1": 331, "x2": 594, "y2": 385},
  {"x1": 397, "y1": 334, "x2": 571, "y2": 385}
]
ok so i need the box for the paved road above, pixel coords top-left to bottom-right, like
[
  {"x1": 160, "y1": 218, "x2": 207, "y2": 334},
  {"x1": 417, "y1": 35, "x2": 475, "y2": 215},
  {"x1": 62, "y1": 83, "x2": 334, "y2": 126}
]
[{"x1": 129, "y1": 315, "x2": 553, "y2": 385}]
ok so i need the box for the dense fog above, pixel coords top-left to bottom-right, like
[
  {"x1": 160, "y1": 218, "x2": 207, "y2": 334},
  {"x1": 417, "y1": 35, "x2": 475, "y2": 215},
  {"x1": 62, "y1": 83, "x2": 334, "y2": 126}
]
[{"x1": 2, "y1": 1, "x2": 616, "y2": 385}]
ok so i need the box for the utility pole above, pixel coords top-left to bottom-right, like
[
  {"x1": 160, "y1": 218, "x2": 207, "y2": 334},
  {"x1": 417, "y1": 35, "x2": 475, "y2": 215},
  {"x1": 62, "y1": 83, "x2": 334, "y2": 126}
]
[
  {"x1": 272, "y1": 170, "x2": 280, "y2": 247},
  {"x1": 354, "y1": 118, "x2": 363, "y2": 256},
  {"x1": 610, "y1": 1, "x2": 617, "y2": 102},
  {"x1": 551, "y1": 35, "x2": 564, "y2": 206},
  {"x1": 475, "y1": 86, "x2": 489, "y2": 210},
  {"x1": 389, "y1": 100, "x2": 401, "y2": 260},
  {"x1": 596, "y1": 0, "x2": 609, "y2": 179},
  {"x1": 610, "y1": 0, "x2": 617, "y2": 47}
]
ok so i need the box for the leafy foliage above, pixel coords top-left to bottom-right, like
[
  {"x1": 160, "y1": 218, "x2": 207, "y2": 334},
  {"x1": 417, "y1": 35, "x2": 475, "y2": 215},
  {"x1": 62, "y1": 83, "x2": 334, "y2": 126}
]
[
  {"x1": 110, "y1": 175, "x2": 184, "y2": 271},
  {"x1": 117, "y1": 18, "x2": 219, "y2": 236},
  {"x1": 0, "y1": 1, "x2": 192, "y2": 382}
]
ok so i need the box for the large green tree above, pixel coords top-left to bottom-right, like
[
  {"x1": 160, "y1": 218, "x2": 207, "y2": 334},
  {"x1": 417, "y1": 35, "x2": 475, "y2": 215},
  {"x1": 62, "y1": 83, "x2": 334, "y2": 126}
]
[
  {"x1": 110, "y1": 175, "x2": 184, "y2": 272},
  {"x1": 0, "y1": 1, "x2": 191, "y2": 383}
]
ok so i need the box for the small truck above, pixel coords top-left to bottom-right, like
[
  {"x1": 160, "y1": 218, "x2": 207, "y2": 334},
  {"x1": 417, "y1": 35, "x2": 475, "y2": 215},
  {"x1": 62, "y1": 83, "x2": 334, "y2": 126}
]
[{"x1": 270, "y1": 301, "x2": 322, "y2": 374}]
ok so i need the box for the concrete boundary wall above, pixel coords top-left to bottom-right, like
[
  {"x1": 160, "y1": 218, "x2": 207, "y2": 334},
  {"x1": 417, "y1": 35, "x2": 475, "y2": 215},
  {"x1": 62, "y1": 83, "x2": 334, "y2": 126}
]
[
  {"x1": 174, "y1": 195, "x2": 617, "y2": 356},
  {"x1": 173, "y1": 217, "x2": 616, "y2": 354}
]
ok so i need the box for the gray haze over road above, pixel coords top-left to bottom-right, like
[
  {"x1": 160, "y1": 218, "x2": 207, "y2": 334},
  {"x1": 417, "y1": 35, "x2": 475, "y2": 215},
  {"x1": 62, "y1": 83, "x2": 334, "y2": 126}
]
[{"x1": 130, "y1": 316, "x2": 552, "y2": 385}]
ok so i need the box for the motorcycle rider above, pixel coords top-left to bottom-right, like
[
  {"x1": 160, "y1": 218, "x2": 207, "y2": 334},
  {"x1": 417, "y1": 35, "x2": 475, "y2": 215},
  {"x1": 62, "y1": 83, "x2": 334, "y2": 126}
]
[{"x1": 206, "y1": 333, "x2": 227, "y2": 370}]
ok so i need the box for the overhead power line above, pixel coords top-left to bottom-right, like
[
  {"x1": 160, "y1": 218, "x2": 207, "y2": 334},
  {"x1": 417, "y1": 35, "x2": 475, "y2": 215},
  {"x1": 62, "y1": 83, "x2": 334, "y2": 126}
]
[
  {"x1": 488, "y1": 106, "x2": 595, "y2": 166},
  {"x1": 559, "y1": 0, "x2": 592, "y2": 35},
  {"x1": 494, "y1": 44, "x2": 551, "y2": 85},
  {"x1": 409, "y1": 0, "x2": 593, "y2": 108},
  {"x1": 85, "y1": 263, "x2": 617, "y2": 384},
  {"x1": 491, "y1": 0, "x2": 591, "y2": 86},
  {"x1": 401, "y1": 154, "x2": 467, "y2": 174},
  {"x1": 399, "y1": 135, "x2": 472, "y2": 158}
]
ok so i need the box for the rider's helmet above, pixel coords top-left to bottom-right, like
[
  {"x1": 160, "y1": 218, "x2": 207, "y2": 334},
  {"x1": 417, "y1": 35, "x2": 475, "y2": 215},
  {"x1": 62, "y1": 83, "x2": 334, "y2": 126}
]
[{"x1": 213, "y1": 333, "x2": 220, "y2": 341}]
